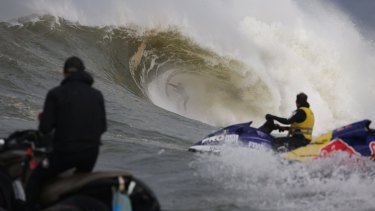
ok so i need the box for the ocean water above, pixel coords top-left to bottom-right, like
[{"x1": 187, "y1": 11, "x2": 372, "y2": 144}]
[{"x1": 1, "y1": 1, "x2": 375, "y2": 210}]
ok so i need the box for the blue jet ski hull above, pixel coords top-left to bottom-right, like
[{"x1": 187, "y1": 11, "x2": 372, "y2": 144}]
[{"x1": 188, "y1": 121, "x2": 274, "y2": 153}]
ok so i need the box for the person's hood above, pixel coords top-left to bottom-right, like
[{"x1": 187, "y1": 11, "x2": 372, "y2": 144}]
[{"x1": 61, "y1": 71, "x2": 94, "y2": 86}]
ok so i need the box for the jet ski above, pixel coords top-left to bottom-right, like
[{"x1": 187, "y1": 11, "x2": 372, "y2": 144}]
[
  {"x1": 0, "y1": 130, "x2": 160, "y2": 211},
  {"x1": 188, "y1": 121, "x2": 274, "y2": 153},
  {"x1": 189, "y1": 119, "x2": 375, "y2": 162}
]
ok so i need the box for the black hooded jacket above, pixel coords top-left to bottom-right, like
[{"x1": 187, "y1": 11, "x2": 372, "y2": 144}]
[{"x1": 39, "y1": 71, "x2": 107, "y2": 152}]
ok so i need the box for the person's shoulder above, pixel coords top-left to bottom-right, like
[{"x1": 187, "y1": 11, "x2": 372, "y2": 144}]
[
  {"x1": 296, "y1": 107, "x2": 306, "y2": 112},
  {"x1": 46, "y1": 85, "x2": 63, "y2": 97},
  {"x1": 90, "y1": 87, "x2": 104, "y2": 98},
  {"x1": 296, "y1": 108, "x2": 307, "y2": 117},
  {"x1": 298, "y1": 106, "x2": 312, "y2": 112}
]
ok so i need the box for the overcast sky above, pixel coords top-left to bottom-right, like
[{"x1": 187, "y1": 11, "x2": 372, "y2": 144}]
[
  {"x1": 333, "y1": 0, "x2": 375, "y2": 32},
  {"x1": 0, "y1": 0, "x2": 374, "y2": 34}
]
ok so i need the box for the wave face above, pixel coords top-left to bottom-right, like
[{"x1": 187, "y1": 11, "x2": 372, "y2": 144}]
[
  {"x1": 1, "y1": 1, "x2": 375, "y2": 210},
  {"x1": 0, "y1": 15, "x2": 274, "y2": 127}
]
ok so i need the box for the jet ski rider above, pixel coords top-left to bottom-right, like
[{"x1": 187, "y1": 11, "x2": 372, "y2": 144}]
[
  {"x1": 25, "y1": 57, "x2": 107, "y2": 211},
  {"x1": 265, "y1": 92, "x2": 315, "y2": 152}
]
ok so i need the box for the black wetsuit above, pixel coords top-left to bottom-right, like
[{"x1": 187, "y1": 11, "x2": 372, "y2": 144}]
[
  {"x1": 26, "y1": 71, "x2": 107, "y2": 210},
  {"x1": 271, "y1": 103, "x2": 311, "y2": 151}
]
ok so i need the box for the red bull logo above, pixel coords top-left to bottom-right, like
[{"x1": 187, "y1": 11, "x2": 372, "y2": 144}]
[
  {"x1": 369, "y1": 141, "x2": 375, "y2": 160},
  {"x1": 317, "y1": 138, "x2": 360, "y2": 158}
]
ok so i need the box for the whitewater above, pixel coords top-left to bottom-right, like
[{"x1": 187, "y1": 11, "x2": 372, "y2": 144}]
[{"x1": 1, "y1": 0, "x2": 375, "y2": 210}]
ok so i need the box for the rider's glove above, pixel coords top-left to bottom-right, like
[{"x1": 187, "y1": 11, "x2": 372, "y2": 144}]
[{"x1": 265, "y1": 114, "x2": 275, "y2": 121}]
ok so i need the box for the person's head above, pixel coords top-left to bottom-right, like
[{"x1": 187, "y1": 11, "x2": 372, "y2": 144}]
[
  {"x1": 296, "y1": 92, "x2": 308, "y2": 107},
  {"x1": 63, "y1": 56, "x2": 85, "y2": 78}
]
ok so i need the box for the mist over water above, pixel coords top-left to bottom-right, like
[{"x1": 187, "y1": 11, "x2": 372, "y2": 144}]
[{"x1": 2, "y1": 1, "x2": 375, "y2": 211}]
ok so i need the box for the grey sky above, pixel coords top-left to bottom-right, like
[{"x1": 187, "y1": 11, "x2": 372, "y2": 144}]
[
  {"x1": 0, "y1": 0, "x2": 30, "y2": 21},
  {"x1": 0, "y1": 0, "x2": 374, "y2": 34},
  {"x1": 333, "y1": 0, "x2": 375, "y2": 34}
]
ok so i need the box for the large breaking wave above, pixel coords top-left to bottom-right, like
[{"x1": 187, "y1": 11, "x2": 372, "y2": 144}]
[{"x1": 2, "y1": 0, "x2": 375, "y2": 135}]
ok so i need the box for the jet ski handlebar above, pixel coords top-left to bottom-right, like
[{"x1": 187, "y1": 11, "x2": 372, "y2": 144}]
[
  {"x1": 0, "y1": 129, "x2": 46, "y2": 152},
  {"x1": 275, "y1": 124, "x2": 289, "y2": 132}
]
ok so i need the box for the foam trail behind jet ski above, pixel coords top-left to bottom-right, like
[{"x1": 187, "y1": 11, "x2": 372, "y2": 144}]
[{"x1": 193, "y1": 148, "x2": 375, "y2": 211}]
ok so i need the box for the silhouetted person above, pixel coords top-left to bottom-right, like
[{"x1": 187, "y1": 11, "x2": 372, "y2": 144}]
[{"x1": 26, "y1": 56, "x2": 107, "y2": 210}]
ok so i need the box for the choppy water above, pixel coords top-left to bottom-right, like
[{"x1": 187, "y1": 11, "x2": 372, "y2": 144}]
[{"x1": 1, "y1": 1, "x2": 375, "y2": 210}]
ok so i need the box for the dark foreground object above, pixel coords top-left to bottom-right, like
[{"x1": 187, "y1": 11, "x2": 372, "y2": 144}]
[{"x1": 0, "y1": 130, "x2": 160, "y2": 211}]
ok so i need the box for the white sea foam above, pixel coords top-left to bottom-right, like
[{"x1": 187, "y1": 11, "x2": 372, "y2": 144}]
[{"x1": 193, "y1": 148, "x2": 375, "y2": 210}]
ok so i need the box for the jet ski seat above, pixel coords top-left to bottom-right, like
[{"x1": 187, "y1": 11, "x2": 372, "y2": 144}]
[{"x1": 40, "y1": 171, "x2": 131, "y2": 205}]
